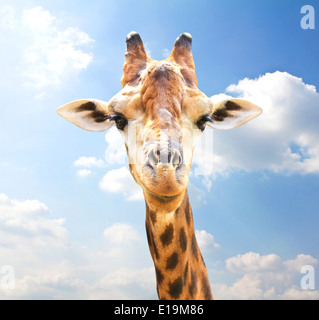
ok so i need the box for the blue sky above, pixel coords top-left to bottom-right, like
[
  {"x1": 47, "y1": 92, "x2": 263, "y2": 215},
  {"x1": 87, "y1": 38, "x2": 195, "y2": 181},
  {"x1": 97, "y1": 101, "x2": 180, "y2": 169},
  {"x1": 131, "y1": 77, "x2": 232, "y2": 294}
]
[{"x1": 0, "y1": 0, "x2": 319, "y2": 299}]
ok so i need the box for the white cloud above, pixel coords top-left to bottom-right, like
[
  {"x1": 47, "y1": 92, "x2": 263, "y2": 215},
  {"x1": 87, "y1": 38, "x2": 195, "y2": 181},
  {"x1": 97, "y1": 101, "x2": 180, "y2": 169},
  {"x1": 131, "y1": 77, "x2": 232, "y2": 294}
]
[
  {"x1": 76, "y1": 169, "x2": 92, "y2": 178},
  {"x1": 22, "y1": 6, "x2": 55, "y2": 31},
  {"x1": 0, "y1": 193, "x2": 153, "y2": 299},
  {"x1": 99, "y1": 166, "x2": 144, "y2": 201},
  {"x1": 1, "y1": 194, "x2": 318, "y2": 300},
  {"x1": 0, "y1": 5, "x2": 16, "y2": 30},
  {"x1": 2, "y1": 6, "x2": 94, "y2": 89},
  {"x1": 214, "y1": 252, "x2": 319, "y2": 300},
  {"x1": 92, "y1": 267, "x2": 156, "y2": 299},
  {"x1": 103, "y1": 223, "x2": 140, "y2": 245},
  {"x1": 193, "y1": 71, "x2": 319, "y2": 181},
  {"x1": 99, "y1": 267, "x2": 154, "y2": 290},
  {"x1": 195, "y1": 229, "x2": 220, "y2": 252},
  {"x1": 104, "y1": 127, "x2": 127, "y2": 166},
  {"x1": 187, "y1": 180, "x2": 207, "y2": 207},
  {"x1": 226, "y1": 252, "x2": 283, "y2": 273},
  {"x1": 0, "y1": 193, "x2": 67, "y2": 248},
  {"x1": 74, "y1": 156, "x2": 105, "y2": 168}
]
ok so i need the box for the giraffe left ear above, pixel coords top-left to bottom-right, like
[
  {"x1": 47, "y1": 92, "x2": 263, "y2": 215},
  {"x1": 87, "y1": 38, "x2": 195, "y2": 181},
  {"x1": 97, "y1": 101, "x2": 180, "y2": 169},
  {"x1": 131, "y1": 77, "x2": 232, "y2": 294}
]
[
  {"x1": 57, "y1": 99, "x2": 113, "y2": 132},
  {"x1": 207, "y1": 99, "x2": 263, "y2": 130}
]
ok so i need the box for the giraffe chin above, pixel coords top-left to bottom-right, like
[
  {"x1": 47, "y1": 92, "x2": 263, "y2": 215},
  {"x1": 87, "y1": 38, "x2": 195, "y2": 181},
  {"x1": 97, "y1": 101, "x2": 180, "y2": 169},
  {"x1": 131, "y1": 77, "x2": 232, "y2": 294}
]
[
  {"x1": 139, "y1": 167, "x2": 187, "y2": 213},
  {"x1": 143, "y1": 188, "x2": 187, "y2": 214}
]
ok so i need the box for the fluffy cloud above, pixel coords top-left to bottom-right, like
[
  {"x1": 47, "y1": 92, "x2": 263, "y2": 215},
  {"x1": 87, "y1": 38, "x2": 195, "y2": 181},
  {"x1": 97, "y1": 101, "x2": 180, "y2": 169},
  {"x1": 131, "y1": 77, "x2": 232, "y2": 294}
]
[
  {"x1": 104, "y1": 127, "x2": 127, "y2": 166},
  {"x1": 0, "y1": 193, "x2": 78, "y2": 298},
  {"x1": 195, "y1": 229, "x2": 220, "y2": 252},
  {"x1": 74, "y1": 156, "x2": 105, "y2": 168},
  {"x1": 93, "y1": 267, "x2": 155, "y2": 299},
  {"x1": 103, "y1": 223, "x2": 140, "y2": 245},
  {"x1": 99, "y1": 166, "x2": 144, "y2": 201},
  {"x1": 74, "y1": 156, "x2": 105, "y2": 178},
  {"x1": 226, "y1": 252, "x2": 283, "y2": 273},
  {"x1": 22, "y1": 6, "x2": 93, "y2": 88},
  {"x1": 0, "y1": 5, "x2": 93, "y2": 90},
  {"x1": 1, "y1": 193, "x2": 318, "y2": 300},
  {"x1": 0, "y1": 193, "x2": 153, "y2": 299},
  {"x1": 214, "y1": 252, "x2": 319, "y2": 300},
  {"x1": 194, "y1": 72, "x2": 319, "y2": 179},
  {"x1": 0, "y1": 193, "x2": 67, "y2": 248},
  {"x1": 76, "y1": 169, "x2": 92, "y2": 178}
]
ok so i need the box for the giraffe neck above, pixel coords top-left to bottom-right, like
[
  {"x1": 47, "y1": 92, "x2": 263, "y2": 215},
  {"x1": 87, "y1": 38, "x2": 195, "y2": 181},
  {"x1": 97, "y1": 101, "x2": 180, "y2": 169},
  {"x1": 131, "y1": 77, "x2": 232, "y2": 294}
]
[{"x1": 145, "y1": 190, "x2": 213, "y2": 300}]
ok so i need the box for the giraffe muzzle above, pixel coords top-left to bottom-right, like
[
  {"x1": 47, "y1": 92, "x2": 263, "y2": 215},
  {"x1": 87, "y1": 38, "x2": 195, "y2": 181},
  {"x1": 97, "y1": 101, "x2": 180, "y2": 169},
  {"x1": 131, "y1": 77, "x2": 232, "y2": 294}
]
[
  {"x1": 147, "y1": 148, "x2": 182, "y2": 168},
  {"x1": 141, "y1": 143, "x2": 187, "y2": 199}
]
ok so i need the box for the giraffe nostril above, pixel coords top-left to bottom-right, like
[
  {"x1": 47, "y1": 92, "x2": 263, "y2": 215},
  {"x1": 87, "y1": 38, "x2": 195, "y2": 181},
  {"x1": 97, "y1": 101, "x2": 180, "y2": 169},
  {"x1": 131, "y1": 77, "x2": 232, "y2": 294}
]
[
  {"x1": 172, "y1": 150, "x2": 182, "y2": 167},
  {"x1": 147, "y1": 148, "x2": 182, "y2": 168},
  {"x1": 148, "y1": 149, "x2": 160, "y2": 166}
]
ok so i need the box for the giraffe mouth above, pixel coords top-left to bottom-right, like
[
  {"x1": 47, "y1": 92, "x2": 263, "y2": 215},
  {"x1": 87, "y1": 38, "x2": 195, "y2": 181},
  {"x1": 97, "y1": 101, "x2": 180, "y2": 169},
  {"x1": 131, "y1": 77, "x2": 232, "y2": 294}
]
[
  {"x1": 140, "y1": 162, "x2": 188, "y2": 198},
  {"x1": 143, "y1": 188, "x2": 183, "y2": 203},
  {"x1": 142, "y1": 186, "x2": 187, "y2": 213}
]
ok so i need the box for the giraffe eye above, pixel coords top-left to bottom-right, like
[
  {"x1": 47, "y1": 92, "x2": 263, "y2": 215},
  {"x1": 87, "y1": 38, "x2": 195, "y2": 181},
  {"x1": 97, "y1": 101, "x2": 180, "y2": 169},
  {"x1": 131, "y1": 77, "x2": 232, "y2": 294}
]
[
  {"x1": 196, "y1": 115, "x2": 213, "y2": 131},
  {"x1": 109, "y1": 114, "x2": 128, "y2": 131}
]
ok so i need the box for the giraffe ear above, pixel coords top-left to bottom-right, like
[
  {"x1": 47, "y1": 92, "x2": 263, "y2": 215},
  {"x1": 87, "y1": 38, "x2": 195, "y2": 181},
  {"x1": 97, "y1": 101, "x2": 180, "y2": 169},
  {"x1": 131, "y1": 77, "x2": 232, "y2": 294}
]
[
  {"x1": 207, "y1": 99, "x2": 263, "y2": 130},
  {"x1": 57, "y1": 99, "x2": 113, "y2": 132}
]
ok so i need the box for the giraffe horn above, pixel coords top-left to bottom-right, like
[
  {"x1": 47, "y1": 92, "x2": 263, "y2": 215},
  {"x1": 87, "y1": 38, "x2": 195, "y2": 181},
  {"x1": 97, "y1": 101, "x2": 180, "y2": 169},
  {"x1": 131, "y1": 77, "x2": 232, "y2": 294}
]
[
  {"x1": 121, "y1": 31, "x2": 149, "y2": 87},
  {"x1": 169, "y1": 33, "x2": 194, "y2": 70},
  {"x1": 126, "y1": 32, "x2": 147, "y2": 55},
  {"x1": 168, "y1": 33, "x2": 197, "y2": 87}
]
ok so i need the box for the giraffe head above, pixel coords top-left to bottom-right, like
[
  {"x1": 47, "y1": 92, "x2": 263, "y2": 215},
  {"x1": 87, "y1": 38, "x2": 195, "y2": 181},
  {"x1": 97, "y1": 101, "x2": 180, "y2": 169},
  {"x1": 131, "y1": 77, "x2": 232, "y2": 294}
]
[{"x1": 57, "y1": 32, "x2": 262, "y2": 213}]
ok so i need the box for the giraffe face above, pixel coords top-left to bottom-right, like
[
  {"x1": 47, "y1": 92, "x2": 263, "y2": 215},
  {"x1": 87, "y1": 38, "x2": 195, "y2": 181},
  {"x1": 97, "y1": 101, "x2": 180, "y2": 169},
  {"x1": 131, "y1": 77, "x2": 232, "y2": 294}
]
[
  {"x1": 57, "y1": 32, "x2": 262, "y2": 212},
  {"x1": 106, "y1": 60, "x2": 213, "y2": 211}
]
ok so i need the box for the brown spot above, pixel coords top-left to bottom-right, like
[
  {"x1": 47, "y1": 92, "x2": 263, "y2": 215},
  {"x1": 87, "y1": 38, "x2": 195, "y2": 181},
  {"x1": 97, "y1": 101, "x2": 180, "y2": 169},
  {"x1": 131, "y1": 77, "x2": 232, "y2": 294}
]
[
  {"x1": 166, "y1": 252, "x2": 179, "y2": 270},
  {"x1": 183, "y1": 262, "x2": 189, "y2": 285},
  {"x1": 155, "y1": 267, "x2": 164, "y2": 285},
  {"x1": 189, "y1": 269, "x2": 198, "y2": 298},
  {"x1": 168, "y1": 276, "x2": 183, "y2": 299},
  {"x1": 149, "y1": 209, "x2": 157, "y2": 225},
  {"x1": 160, "y1": 223, "x2": 174, "y2": 247},
  {"x1": 202, "y1": 274, "x2": 213, "y2": 300},
  {"x1": 146, "y1": 221, "x2": 159, "y2": 260},
  {"x1": 152, "y1": 239, "x2": 159, "y2": 260},
  {"x1": 146, "y1": 225, "x2": 152, "y2": 247},
  {"x1": 185, "y1": 198, "x2": 192, "y2": 226},
  {"x1": 179, "y1": 228, "x2": 187, "y2": 253},
  {"x1": 191, "y1": 233, "x2": 198, "y2": 261}
]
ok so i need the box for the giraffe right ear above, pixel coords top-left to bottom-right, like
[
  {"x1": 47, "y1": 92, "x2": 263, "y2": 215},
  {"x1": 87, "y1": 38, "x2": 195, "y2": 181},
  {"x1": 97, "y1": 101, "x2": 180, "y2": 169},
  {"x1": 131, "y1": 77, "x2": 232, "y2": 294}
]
[{"x1": 57, "y1": 99, "x2": 113, "y2": 132}]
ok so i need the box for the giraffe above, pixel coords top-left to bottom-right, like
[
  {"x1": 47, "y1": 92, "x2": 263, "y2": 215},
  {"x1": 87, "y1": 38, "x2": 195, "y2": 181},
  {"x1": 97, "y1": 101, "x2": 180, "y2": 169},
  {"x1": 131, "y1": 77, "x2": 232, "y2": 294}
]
[{"x1": 57, "y1": 32, "x2": 262, "y2": 300}]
